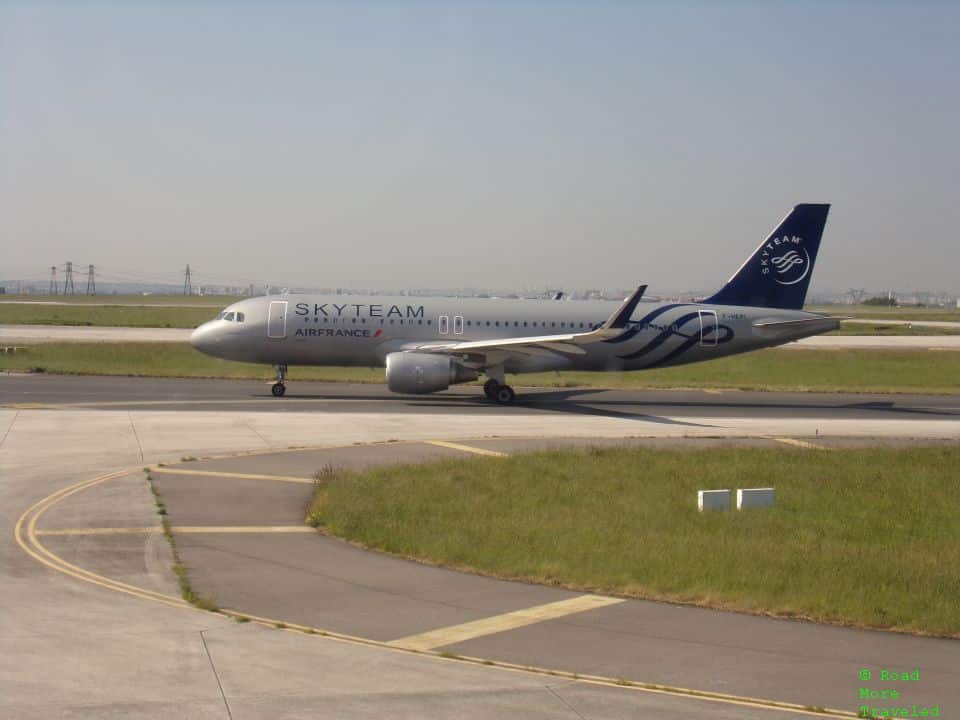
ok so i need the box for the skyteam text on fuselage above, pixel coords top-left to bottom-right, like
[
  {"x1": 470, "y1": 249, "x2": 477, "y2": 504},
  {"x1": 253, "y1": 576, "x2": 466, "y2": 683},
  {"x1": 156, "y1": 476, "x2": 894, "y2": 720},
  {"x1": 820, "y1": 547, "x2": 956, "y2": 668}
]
[{"x1": 190, "y1": 204, "x2": 837, "y2": 404}]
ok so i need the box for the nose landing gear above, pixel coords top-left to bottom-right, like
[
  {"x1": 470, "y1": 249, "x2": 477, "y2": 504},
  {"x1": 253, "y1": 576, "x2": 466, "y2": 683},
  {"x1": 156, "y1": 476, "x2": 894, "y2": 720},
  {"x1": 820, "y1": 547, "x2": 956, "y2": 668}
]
[{"x1": 272, "y1": 364, "x2": 287, "y2": 397}]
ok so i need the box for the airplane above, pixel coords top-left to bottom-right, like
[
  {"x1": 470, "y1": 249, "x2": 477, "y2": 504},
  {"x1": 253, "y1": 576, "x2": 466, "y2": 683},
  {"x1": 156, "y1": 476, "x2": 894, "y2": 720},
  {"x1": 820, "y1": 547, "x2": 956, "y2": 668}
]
[{"x1": 190, "y1": 203, "x2": 838, "y2": 404}]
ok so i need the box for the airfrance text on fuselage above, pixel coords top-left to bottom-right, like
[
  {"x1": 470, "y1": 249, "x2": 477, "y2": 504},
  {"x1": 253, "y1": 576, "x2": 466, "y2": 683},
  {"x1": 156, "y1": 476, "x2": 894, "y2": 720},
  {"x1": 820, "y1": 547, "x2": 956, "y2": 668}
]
[{"x1": 294, "y1": 303, "x2": 425, "y2": 319}]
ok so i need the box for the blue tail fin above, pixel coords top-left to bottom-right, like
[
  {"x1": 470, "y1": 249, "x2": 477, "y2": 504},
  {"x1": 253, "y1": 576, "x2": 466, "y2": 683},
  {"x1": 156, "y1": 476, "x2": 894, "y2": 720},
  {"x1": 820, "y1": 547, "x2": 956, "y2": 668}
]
[{"x1": 705, "y1": 204, "x2": 830, "y2": 310}]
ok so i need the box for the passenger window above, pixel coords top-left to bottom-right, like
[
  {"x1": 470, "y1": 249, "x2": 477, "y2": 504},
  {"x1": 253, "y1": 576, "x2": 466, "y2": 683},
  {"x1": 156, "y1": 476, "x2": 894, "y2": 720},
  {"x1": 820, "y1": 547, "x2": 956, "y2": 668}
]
[
  {"x1": 236, "y1": 312, "x2": 245, "y2": 322},
  {"x1": 223, "y1": 312, "x2": 235, "y2": 321},
  {"x1": 514, "y1": 321, "x2": 519, "y2": 327}
]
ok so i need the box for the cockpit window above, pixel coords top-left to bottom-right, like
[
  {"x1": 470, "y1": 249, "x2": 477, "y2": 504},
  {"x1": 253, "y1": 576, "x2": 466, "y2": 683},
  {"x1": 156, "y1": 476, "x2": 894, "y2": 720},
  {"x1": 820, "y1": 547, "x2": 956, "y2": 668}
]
[
  {"x1": 215, "y1": 312, "x2": 226, "y2": 320},
  {"x1": 236, "y1": 312, "x2": 245, "y2": 322},
  {"x1": 223, "y1": 312, "x2": 235, "y2": 321}
]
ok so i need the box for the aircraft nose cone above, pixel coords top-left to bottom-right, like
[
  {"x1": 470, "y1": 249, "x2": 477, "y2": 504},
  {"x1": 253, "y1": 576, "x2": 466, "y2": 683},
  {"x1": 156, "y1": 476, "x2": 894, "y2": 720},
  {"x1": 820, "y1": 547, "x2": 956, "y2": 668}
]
[{"x1": 189, "y1": 323, "x2": 220, "y2": 355}]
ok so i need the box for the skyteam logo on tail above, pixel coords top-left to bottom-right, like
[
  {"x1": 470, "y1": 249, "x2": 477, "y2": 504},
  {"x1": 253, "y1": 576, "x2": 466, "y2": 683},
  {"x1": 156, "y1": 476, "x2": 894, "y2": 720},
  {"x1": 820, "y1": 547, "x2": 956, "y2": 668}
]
[{"x1": 760, "y1": 236, "x2": 810, "y2": 286}]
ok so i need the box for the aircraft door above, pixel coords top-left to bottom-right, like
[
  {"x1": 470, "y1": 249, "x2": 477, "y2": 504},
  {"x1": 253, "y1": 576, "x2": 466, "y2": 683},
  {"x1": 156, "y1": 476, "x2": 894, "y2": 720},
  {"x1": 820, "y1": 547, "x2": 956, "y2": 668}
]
[
  {"x1": 698, "y1": 309, "x2": 718, "y2": 347},
  {"x1": 453, "y1": 315, "x2": 464, "y2": 335},
  {"x1": 438, "y1": 315, "x2": 449, "y2": 335},
  {"x1": 268, "y1": 301, "x2": 288, "y2": 339}
]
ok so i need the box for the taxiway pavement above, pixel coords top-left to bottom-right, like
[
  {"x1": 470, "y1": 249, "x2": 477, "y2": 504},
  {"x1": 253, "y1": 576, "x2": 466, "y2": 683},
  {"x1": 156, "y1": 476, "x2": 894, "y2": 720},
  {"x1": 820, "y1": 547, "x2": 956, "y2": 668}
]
[{"x1": 2, "y1": 374, "x2": 958, "y2": 719}]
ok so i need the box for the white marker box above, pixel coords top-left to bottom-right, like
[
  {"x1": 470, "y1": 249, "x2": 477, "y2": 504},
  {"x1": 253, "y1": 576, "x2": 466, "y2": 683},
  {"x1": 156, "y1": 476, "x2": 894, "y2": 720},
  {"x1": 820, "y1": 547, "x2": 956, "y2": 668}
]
[
  {"x1": 697, "y1": 489, "x2": 731, "y2": 512},
  {"x1": 736, "y1": 487, "x2": 775, "y2": 510}
]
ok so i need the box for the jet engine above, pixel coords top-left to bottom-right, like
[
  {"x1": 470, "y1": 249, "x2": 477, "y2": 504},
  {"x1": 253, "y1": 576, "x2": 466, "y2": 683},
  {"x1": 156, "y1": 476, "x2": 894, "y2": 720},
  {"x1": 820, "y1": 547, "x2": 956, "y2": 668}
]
[{"x1": 385, "y1": 352, "x2": 478, "y2": 394}]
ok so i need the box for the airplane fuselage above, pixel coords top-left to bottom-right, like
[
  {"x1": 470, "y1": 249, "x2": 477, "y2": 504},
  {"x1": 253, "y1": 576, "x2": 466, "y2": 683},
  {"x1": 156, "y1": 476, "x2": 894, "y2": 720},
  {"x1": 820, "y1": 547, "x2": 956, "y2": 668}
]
[{"x1": 191, "y1": 293, "x2": 837, "y2": 374}]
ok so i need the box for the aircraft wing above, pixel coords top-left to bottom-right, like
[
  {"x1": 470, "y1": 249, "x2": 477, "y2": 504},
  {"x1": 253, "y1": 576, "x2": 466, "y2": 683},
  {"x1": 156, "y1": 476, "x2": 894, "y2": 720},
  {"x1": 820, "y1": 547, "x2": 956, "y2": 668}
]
[{"x1": 409, "y1": 285, "x2": 647, "y2": 363}]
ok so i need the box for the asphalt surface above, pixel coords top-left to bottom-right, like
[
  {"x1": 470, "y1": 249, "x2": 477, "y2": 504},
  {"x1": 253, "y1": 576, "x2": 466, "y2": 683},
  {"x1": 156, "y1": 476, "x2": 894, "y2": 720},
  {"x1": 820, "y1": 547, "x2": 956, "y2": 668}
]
[
  {"x1": 27, "y1": 439, "x2": 960, "y2": 717},
  {"x1": 3, "y1": 373, "x2": 959, "y2": 422},
  {"x1": 4, "y1": 374, "x2": 958, "y2": 718}
]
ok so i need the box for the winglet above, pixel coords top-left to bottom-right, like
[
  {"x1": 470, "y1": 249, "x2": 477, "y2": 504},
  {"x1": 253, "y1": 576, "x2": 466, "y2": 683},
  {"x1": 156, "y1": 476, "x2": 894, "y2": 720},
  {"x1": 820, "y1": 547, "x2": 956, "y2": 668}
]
[{"x1": 603, "y1": 285, "x2": 647, "y2": 330}]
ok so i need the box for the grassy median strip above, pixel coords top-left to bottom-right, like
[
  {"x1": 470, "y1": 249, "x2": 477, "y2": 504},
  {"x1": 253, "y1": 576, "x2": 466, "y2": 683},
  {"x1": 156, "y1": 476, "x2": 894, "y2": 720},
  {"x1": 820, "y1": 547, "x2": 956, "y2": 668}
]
[
  {"x1": 0, "y1": 342, "x2": 384, "y2": 382},
  {"x1": 307, "y1": 446, "x2": 960, "y2": 636},
  {"x1": 831, "y1": 323, "x2": 960, "y2": 336},
  {"x1": 0, "y1": 304, "x2": 218, "y2": 328},
  {"x1": 2, "y1": 342, "x2": 959, "y2": 394},
  {"x1": 145, "y1": 472, "x2": 218, "y2": 611}
]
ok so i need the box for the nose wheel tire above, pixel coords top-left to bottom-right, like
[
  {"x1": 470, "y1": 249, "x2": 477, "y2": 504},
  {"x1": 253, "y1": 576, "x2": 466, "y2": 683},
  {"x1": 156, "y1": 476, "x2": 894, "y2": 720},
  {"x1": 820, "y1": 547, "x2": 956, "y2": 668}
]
[{"x1": 271, "y1": 382, "x2": 286, "y2": 397}]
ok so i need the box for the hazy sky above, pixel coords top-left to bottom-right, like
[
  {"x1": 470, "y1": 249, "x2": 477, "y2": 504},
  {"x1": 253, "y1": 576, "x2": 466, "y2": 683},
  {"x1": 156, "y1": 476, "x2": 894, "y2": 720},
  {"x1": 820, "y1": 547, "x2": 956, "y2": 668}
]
[{"x1": 2, "y1": 1, "x2": 958, "y2": 294}]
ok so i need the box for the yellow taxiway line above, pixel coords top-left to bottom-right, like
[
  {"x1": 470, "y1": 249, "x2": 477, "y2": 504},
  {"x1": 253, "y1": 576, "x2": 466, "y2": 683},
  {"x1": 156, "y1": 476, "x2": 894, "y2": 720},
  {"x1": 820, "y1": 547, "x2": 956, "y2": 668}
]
[
  {"x1": 388, "y1": 594, "x2": 625, "y2": 651},
  {"x1": 13, "y1": 446, "x2": 857, "y2": 719},
  {"x1": 35, "y1": 527, "x2": 161, "y2": 536},
  {"x1": 149, "y1": 467, "x2": 314, "y2": 483},
  {"x1": 424, "y1": 440, "x2": 508, "y2": 457},
  {"x1": 771, "y1": 437, "x2": 828, "y2": 450},
  {"x1": 35, "y1": 525, "x2": 314, "y2": 536}
]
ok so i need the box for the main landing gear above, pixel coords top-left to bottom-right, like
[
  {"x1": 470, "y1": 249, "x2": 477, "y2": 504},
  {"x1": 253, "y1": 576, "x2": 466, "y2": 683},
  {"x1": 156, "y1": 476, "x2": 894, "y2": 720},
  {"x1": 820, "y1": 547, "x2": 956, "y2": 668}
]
[
  {"x1": 483, "y1": 378, "x2": 516, "y2": 405},
  {"x1": 271, "y1": 364, "x2": 287, "y2": 397}
]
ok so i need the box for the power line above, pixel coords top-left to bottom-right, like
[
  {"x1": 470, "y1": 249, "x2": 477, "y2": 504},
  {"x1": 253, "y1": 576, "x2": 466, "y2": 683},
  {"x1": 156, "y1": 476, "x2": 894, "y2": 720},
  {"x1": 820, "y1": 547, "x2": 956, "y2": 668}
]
[
  {"x1": 183, "y1": 264, "x2": 193, "y2": 296},
  {"x1": 86, "y1": 265, "x2": 96, "y2": 295},
  {"x1": 48, "y1": 266, "x2": 58, "y2": 295}
]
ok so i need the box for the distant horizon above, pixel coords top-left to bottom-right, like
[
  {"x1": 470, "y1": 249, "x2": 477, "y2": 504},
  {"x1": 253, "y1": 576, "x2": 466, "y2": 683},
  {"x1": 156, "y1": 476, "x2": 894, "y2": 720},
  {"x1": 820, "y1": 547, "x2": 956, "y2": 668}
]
[{"x1": 1, "y1": 278, "x2": 956, "y2": 306}]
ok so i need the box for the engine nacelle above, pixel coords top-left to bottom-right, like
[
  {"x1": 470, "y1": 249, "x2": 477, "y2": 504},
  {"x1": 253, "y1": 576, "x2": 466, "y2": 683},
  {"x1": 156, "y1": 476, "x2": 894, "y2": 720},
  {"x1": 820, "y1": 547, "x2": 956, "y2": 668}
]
[{"x1": 385, "y1": 352, "x2": 478, "y2": 394}]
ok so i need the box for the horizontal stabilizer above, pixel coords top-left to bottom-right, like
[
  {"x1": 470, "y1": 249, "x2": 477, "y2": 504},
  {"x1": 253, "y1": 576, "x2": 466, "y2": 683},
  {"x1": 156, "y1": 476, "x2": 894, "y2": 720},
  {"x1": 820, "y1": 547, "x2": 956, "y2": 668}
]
[{"x1": 752, "y1": 316, "x2": 840, "y2": 334}]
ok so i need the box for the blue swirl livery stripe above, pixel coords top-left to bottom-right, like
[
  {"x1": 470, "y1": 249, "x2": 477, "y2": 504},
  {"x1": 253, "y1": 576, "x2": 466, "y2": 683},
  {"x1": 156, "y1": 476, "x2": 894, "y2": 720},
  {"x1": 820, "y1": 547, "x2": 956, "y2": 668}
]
[
  {"x1": 616, "y1": 311, "x2": 701, "y2": 360},
  {"x1": 642, "y1": 324, "x2": 736, "y2": 368},
  {"x1": 603, "y1": 304, "x2": 685, "y2": 344}
]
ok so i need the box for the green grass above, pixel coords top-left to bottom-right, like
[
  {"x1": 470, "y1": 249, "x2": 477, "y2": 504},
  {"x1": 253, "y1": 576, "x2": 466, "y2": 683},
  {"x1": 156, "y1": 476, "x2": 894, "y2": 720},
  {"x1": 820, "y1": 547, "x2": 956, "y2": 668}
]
[
  {"x1": 2, "y1": 343, "x2": 958, "y2": 394},
  {"x1": 0, "y1": 342, "x2": 385, "y2": 382},
  {"x1": 828, "y1": 323, "x2": 960, "y2": 336},
  {"x1": 146, "y1": 473, "x2": 218, "y2": 612},
  {"x1": 307, "y1": 446, "x2": 960, "y2": 636},
  {"x1": 0, "y1": 303, "x2": 218, "y2": 328},
  {"x1": 512, "y1": 349, "x2": 960, "y2": 394},
  {"x1": 0, "y1": 293, "x2": 240, "y2": 306}
]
